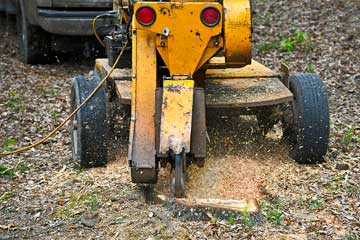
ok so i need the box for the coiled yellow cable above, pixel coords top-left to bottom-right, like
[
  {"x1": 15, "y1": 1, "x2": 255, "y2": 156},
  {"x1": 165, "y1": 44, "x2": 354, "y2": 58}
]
[{"x1": 0, "y1": 41, "x2": 128, "y2": 156}]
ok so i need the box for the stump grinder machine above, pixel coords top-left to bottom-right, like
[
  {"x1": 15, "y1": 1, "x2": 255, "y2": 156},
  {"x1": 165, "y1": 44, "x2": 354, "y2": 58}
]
[{"x1": 70, "y1": 0, "x2": 330, "y2": 198}]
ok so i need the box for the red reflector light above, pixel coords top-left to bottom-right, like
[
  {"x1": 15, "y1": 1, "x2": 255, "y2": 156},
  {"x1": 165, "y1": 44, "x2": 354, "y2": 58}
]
[
  {"x1": 136, "y1": 6, "x2": 156, "y2": 26},
  {"x1": 201, "y1": 7, "x2": 220, "y2": 27}
]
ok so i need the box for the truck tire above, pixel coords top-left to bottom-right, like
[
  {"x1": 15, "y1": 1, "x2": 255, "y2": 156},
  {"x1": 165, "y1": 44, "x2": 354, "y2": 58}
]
[
  {"x1": 70, "y1": 76, "x2": 109, "y2": 168},
  {"x1": 16, "y1": 0, "x2": 51, "y2": 64},
  {"x1": 283, "y1": 73, "x2": 330, "y2": 164}
]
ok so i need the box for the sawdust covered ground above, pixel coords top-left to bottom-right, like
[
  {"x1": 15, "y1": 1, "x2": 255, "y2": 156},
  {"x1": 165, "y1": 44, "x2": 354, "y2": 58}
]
[
  {"x1": 154, "y1": 112, "x2": 287, "y2": 202},
  {"x1": 181, "y1": 113, "x2": 286, "y2": 201},
  {"x1": 1, "y1": 0, "x2": 360, "y2": 238}
]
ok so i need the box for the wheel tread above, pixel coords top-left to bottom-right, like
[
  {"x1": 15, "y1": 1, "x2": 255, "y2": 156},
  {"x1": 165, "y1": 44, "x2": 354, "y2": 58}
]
[{"x1": 286, "y1": 73, "x2": 330, "y2": 163}]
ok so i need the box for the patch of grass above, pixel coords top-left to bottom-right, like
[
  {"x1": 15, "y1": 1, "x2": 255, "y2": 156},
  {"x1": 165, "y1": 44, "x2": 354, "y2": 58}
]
[
  {"x1": 342, "y1": 127, "x2": 358, "y2": 145},
  {"x1": 40, "y1": 88, "x2": 59, "y2": 96},
  {"x1": 3, "y1": 138, "x2": 16, "y2": 152},
  {"x1": 344, "y1": 185, "x2": 360, "y2": 195},
  {"x1": 69, "y1": 192, "x2": 99, "y2": 211},
  {"x1": 51, "y1": 109, "x2": 59, "y2": 121},
  {"x1": 6, "y1": 96, "x2": 15, "y2": 109},
  {"x1": 51, "y1": 208, "x2": 80, "y2": 220},
  {"x1": 52, "y1": 192, "x2": 99, "y2": 220},
  {"x1": 74, "y1": 167, "x2": 85, "y2": 176},
  {"x1": 257, "y1": 41, "x2": 279, "y2": 52},
  {"x1": 324, "y1": 173, "x2": 358, "y2": 196},
  {"x1": 6, "y1": 90, "x2": 25, "y2": 112},
  {"x1": 266, "y1": 209, "x2": 283, "y2": 225},
  {"x1": 279, "y1": 38, "x2": 295, "y2": 52},
  {"x1": 259, "y1": 199, "x2": 284, "y2": 225},
  {"x1": 0, "y1": 163, "x2": 31, "y2": 178},
  {"x1": 240, "y1": 208, "x2": 254, "y2": 228},
  {"x1": 257, "y1": 30, "x2": 312, "y2": 53},
  {"x1": 15, "y1": 163, "x2": 31, "y2": 173},
  {"x1": 294, "y1": 31, "x2": 310, "y2": 43},
  {"x1": 345, "y1": 235, "x2": 357, "y2": 240},
  {"x1": 307, "y1": 63, "x2": 316, "y2": 73},
  {"x1": 228, "y1": 213, "x2": 235, "y2": 225},
  {"x1": 49, "y1": 89, "x2": 59, "y2": 96},
  {"x1": 0, "y1": 192, "x2": 15, "y2": 202},
  {"x1": 0, "y1": 165, "x2": 15, "y2": 177},
  {"x1": 308, "y1": 198, "x2": 324, "y2": 210}
]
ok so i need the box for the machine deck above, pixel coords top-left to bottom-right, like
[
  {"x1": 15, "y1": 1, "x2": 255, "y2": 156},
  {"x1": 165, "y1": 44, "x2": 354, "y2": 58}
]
[{"x1": 95, "y1": 58, "x2": 293, "y2": 108}]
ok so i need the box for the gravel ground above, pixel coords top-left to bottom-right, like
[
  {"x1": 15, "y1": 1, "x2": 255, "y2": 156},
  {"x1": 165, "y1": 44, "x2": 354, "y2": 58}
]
[{"x1": 0, "y1": 0, "x2": 359, "y2": 239}]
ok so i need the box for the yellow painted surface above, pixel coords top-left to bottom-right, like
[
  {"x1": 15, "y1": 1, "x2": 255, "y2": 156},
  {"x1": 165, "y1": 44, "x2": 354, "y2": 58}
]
[
  {"x1": 206, "y1": 59, "x2": 279, "y2": 79},
  {"x1": 159, "y1": 80, "x2": 195, "y2": 154},
  {"x1": 95, "y1": 61, "x2": 104, "y2": 73},
  {"x1": 223, "y1": 0, "x2": 252, "y2": 67},
  {"x1": 196, "y1": 37, "x2": 224, "y2": 72},
  {"x1": 128, "y1": 29, "x2": 157, "y2": 168},
  {"x1": 134, "y1": 2, "x2": 222, "y2": 76}
]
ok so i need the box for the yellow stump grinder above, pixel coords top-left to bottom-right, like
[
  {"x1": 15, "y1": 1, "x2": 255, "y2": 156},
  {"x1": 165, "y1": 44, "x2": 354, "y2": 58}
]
[{"x1": 70, "y1": 0, "x2": 330, "y2": 198}]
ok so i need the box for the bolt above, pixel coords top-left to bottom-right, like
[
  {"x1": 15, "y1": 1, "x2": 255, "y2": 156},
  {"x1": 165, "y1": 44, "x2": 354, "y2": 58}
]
[
  {"x1": 162, "y1": 27, "x2": 170, "y2": 36},
  {"x1": 214, "y1": 41, "x2": 219, "y2": 46},
  {"x1": 160, "y1": 41, "x2": 165, "y2": 47}
]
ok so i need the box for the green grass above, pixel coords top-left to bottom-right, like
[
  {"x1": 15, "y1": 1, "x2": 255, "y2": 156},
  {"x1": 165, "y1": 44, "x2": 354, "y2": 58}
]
[
  {"x1": 307, "y1": 63, "x2": 316, "y2": 73},
  {"x1": 228, "y1": 213, "x2": 235, "y2": 225},
  {"x1": 240, "y1": 208, "x2": 254, "y2": 228},
  {"x1": 51, "y1": 208, "x2": 80, "y2": 220},
  {"x1": 52, "y1": 191, "x2": 100, "y2": 220},
  {"x1": 227, "y1": 209, "x2": 254, "y2": 228},
  {"x1": 48, "y1": 89, "x2": 59, "y2": 96},
  {"x1": 74, "y1": 167, "x2": 85, "y2": 176},
  {"x1": 259, "y1": 199, "x2": 284, "y2": 225},
  {"x1": 345, "y1": 235, "x2": 358, "y2": 240},
  {"x1": 257, "y1": 30, "x2": 312, "y2": 53},
  {"x1": 6, "y1": 96, "x2": 15, "y2": 109},
  {"x1": 6, "y1": 90, "x2": 25, "y2": 112},
  {"x1": 3, "y1": 138, "x2": 16, "y2": 152},
  {"x1": 308, "y1": 198, "x2": 324, "y2": 210},
  {"x1": 0, "y1": 165, "x2": 16, "y2": 177},
  {"x1": 40, "y1": 88, "x2": 59, "y2": 96},
  {"x1": 0, "y1": 192, "x2": 15, "y2": 202},
  {"x1": 342, "y1": 127, "x2": 359, "y2": 145},
  {"x1": 69, "y1": 192, "x2": 99, "y2": 211},
  {"x1": 0, "y1": 163, "x2": 31, "y2": 177},
  {"x1": 51, "y1": 109, "x2": 60, "y2": 121}
]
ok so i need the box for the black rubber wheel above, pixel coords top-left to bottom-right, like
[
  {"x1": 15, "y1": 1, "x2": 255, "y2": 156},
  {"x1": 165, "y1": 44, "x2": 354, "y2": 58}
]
[
  {"x1": 16, "y1": 0, "x2": 51, "y2": 64},
  {"x1": 283, "y1": 73, "x2": 330, "y2": 164},
  {"x1": 174, "y1": 151, "x2": 186, "y2": 198},
  {"x1": 70, "y1": 76, "x2": 109, "y2": 168}
]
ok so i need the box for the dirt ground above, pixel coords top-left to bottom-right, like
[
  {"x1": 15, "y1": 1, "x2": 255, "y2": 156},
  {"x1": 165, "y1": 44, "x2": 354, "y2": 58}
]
[{"x1": 0, "y1": 0, "x2": 359, "y2": 239}]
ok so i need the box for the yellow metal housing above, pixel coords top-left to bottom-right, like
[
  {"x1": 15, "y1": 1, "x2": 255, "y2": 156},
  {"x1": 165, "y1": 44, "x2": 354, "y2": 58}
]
[
  {"x1": 223, "y1": 0, "x2": 252, "y2": 67},
  {"x1": 128, "y1": 29, "x2": 157, "y2": 169},
  {"x1": 133, "y1": 2, "x2": 223, "y2": 76}
]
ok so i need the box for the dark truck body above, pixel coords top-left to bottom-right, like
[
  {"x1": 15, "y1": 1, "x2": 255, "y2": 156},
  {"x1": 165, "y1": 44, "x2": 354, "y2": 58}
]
[
  {"x1": 22, "y1": 0, "x2": 112, "y2": 36},
  {"x1": 0, "y1": 0, "x2": 16, "y2": 14}
]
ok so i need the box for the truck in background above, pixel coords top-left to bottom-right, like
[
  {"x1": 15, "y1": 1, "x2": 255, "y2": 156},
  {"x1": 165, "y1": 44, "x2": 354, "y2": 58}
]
[{"x1": 1, "y1": 0, "x2": 113, "y2": 64}]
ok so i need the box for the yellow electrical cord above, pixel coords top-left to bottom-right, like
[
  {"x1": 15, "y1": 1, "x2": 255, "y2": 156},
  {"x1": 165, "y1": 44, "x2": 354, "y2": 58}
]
[
  {"x1": 0, "y1": 41, "x2": 128, "y2": 156},
  {"x1": 92, "y1": 15, "x2": 106, "y2": 47}
]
